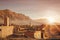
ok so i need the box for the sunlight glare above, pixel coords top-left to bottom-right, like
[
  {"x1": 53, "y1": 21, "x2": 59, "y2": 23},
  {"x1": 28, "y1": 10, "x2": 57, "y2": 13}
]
[{"x1": 47, "y1": 17, "x2": 55, "y2": 24}]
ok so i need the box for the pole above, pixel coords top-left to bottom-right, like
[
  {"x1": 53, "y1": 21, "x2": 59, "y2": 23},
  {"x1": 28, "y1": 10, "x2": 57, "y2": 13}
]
[{"x1": 41, "y1": 30, "x2": 44, "y2": 39}]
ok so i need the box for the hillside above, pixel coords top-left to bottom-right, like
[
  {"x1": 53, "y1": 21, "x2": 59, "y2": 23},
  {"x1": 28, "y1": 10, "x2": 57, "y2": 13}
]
[
  {"x1": 0, "y1": 9, "x2": 31, "y2": 25},
  {"x1": 0, "y1": 9, "x2": 31, "y2": 20}
]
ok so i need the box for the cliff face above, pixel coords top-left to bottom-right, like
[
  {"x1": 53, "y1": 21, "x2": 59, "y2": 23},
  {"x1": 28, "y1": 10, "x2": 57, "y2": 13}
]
[{"x1": 0, "y1": 9, "x2": 31, "y2": 25}]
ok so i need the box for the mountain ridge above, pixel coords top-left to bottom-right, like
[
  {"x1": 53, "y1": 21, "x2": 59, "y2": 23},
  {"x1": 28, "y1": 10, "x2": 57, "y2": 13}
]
[
  {"x1": 0, "y1": 9, "x2": 31, "y2": 20},
  {"x1": 0, "y1": 9, "x2": 31, "y2": 25}
]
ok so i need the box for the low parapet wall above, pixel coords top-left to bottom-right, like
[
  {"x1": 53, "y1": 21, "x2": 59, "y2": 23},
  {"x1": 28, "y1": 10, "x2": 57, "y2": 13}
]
[{"x1": 0, "y1": 26, "x2": 14, "y2": 38}]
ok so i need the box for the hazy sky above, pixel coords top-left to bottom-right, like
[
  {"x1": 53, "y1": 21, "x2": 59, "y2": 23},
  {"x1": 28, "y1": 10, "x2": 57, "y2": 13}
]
[{"x1": 0, "y1": 0, "x2": 60, "y2": 20}]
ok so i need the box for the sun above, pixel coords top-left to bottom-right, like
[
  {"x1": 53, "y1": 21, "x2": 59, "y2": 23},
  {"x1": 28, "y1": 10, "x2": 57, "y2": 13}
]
[{"x1": 47, "y1": 17, "x2": 55, "y2": 24}]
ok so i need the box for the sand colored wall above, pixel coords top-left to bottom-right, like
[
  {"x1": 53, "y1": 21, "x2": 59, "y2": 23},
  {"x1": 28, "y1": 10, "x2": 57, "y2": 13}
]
[{"x1": 0, "y1": 26, "x2": 14, "y2": 38}]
